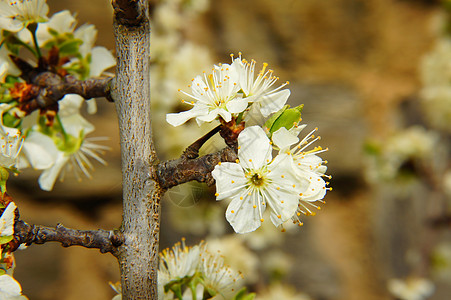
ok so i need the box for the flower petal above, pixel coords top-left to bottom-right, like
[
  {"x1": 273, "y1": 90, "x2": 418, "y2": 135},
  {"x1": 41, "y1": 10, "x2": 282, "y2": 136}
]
[
  {"x1": 38, "y1": 153, "x2": 69, "y2": 191},
  {"x1": 272, "y1": 127, "x2": 299, "y2": 151},
  {"x1": 211, "y1": 162, "x2": 247, "y2": 201},
  {"x1": 238, "y1": 126, "x2": 272, "y2": 169},
  {"x1": 166, "y1": 106, "x2": 208, "y2": 127},
  {"x1": 259, "y1": 89, "x2": 290, "y2": 117},
  {"x1": 226, "y1": 191, "x2": 266, "y2": 233}
]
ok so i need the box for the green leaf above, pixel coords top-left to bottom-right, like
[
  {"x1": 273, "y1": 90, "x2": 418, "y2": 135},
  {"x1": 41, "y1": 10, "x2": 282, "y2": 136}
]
[
  {"x1": 0, "y1": 235, "x2": 13, "y2": 245},
  {"x1": 0, "y1": 269, "x2": 5, "y2": 276},
  {"x1": 231, "y1": 288, "x2": 256, "y2": 300},
  {"x1": 264, "y1": 104, "x2": 304, "y2": 135},
  {"x1": 58, "y1": 39, "x2": 83, "y2": 55},
  {"x1": 2, "y1": 113, "x2": 21, "y2": 128}
]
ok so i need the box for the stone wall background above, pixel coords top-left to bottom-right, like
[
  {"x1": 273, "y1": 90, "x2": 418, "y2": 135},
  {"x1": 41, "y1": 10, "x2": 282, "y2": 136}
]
[{"x1": 9, "y1": 0, "x2": 450, "y2": 299}]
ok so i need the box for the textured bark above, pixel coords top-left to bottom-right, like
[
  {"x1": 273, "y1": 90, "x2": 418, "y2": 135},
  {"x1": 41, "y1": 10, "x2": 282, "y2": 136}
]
[
  {"x1": 13, "y1": 220, "x2": 123, "y2": 256},
  {"x1": 156, "y1": 147, "x2": 238, "y2": 189},
  {"x1": 112, "y1": 0, "x2": 162, "y2": 299}
]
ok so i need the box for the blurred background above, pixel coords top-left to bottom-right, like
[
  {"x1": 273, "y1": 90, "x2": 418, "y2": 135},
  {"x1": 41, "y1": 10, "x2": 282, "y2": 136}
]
[{"x1": 7, "y1": 0, "x2": 451, "y2": 299}]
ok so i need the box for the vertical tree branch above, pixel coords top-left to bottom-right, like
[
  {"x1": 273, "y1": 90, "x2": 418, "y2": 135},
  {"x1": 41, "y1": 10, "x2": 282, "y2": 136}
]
[{"x1": 112, "y1": 0, "x2": 162, "y2": 299}]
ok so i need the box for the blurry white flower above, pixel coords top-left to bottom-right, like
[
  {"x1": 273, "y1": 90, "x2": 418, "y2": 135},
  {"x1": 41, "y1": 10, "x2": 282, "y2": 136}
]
[
  {"x1": 20, "y1": 95, "x2": 108, "y2": 191},
  {"x1": 206, "y1": 236, "x2": 259, "y2": 284},
  {"x1": 0, "y1": 202, "x2": 16, "y2": 237},
  {"x1": 36, "y1": 10, "x2": 76, "y2": 45},
  {"x1": 166, "y1": 63, "x2": 246, "y2": 126},
  {"x1": 199, "y1": 250, "x2": 243, "y2": 300},
  {"x1": 212, "y1": 126, "x2": 304, "y2": 233},
  {"x1": 255, "y1": 283, "x2": 311, "y2": 300},
  {"x1": 0, "y1": 274, "x2": 28, "y2": 299},
  {"x1": 159, "y1": 238, "x2": 202, "y2": 288},
  {"x1": 365, "y1": 126, "x2": 439, "y2": 182},
  {"x1": 0, "y1": 48, "x2": 20, "y2": 80},
  {"x1": 232, "y1": 54, "x2": 290, "y2": 117},
  {"x1": 388, "y1": 277, "x2": 434, "y2": 300},
  {"x1": 0, "y1": 0, "x2": 48, "y2": 32},
  {"x1": 272, "y1": 126, "x2": 330, "y2": 226},
  {"x1": 420, "y1": 37, "x2": 451, "y2": 131},
  {"x1": 0, "y1": 123, "x2": 23, "y2": 170}
]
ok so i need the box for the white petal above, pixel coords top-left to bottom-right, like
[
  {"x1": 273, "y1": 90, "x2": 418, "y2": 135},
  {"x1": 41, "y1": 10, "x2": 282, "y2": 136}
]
[
  {"x1": 0, "y1": 275, "x2": 24, "y2": 297},
  {"x1": 37, "y1": 10, "x2": 76, "y2": 45},
  {"x1": 259, "y1": 89, "x2": 290, "y2": 117},
  {"x1": 89, "y1": 46, "x2": 116, "y2": 77},
  {"x1": 272, "y1": 127, "x2": 299, "y2": 151},
  {"x1": 226, "y1": 192, "x2": 265, "y2": 233},
  {"x1": 60, "y1": 113, "x2": 95, "y2": 136},
  {"x1": 0, "y1": 202, "x2": 16, "y2": 237},
  {"x1": 22, "y1": 132, "x2": 58, "y2": 170},
  {"x1": 166, "y1": 106, "x2": 208, "y2": 127},
  {"x1": 211, "y1": 163, "x2": 247, "y2": 201},
  {"x1": 38, "y1": 153, "x2": 69, "y2": 191},
  {"x1": 238, "y1": 126, "x2": 272, "y2": 169},
  {"x1": 226, "y1": 97, "x2": 248, "y2": 114},
  {"x1": 86, "y1": 99, "x2": 97, "y2": 114}
]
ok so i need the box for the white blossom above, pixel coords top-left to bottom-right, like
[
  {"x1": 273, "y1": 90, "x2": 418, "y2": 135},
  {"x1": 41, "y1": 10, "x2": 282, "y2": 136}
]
[
  {"x1": 0, "y1": 0, "x2": 48, "y2": 32},
  {"x1": 159, "y1": 238, "x2": 202, "y2": 288},
  {"x1": 20, "y1": 95, "x2": 109, "y2": 191},
  {"x1": 272, "y1": 126, "x2": 330, "y2": 226},
  {"x1": 199, "y1": 250, "x2": 243, "y2": 300},
  {"x1": 0, "y1": 106, "x2": 23, "y2": 169},
  {"x1": 166, "y1": 63, "x2": 247, "y2": 126},
  {"x1": 36, "y1": 10, "x2": 76, "y2": 45},
  {"x1": 0, "y1": 202, "x2": 16, "y2": 237},
  {"x1": 388, "y1": 277, "x2": 434, "y2": 300},
  {"x1": 0, "y1": 274, "x2": 27, "y2": 299},
  {"x1": 212, "y1": 126, "x2": 305, "y2": 233},
  {"x1": 232, "y1": 53, "x2": 290, "y2": 117}
]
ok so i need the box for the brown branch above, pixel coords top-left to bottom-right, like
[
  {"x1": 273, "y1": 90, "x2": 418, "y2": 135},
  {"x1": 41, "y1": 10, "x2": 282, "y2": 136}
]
[
  {"x1": 156, "y1": 147, "x2": 238, "y2": 189},
  {"x1": 17, "y1": 72, "x2": 113, "y2": 115},
  {"x1": 13, "y1": 220, "x2": 124, "y2": 257},
  {"x1": 182, "y1": 125, "x2": 221, "y2": 159},
  {"x1": 113, "y1": 0, "x2": 146, "y2": 26}
]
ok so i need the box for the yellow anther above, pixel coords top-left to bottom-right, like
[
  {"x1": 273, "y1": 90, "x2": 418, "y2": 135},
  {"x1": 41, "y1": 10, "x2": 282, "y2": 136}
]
[
  {"x1": 218, "y1": 162, "x2": 222, "y2": 165},
  {"x1": 231, "y1": 210, "x2": 235, "y2": 213},
  {"x1": 215, "y1": 193, "x2": 219, "y2": 196},
  {"x1": 277, "y1": 215, "x2": 281, "y2": 219},
  {"x1": 260, "y1": 218, "x2": 264, "y2": 222}
]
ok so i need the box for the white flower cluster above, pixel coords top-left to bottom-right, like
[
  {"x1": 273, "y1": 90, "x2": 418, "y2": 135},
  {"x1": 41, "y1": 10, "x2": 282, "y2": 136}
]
[
  {"x1": 364, "y1": 126, "x2": 439, "y2": 182},
  {"x1": 167, "y1": 54, "x2": 330, "y2": 233},
  {"x1": 213, "y1": 125, "x2": 329, "y2": 233},
  {"x1": 420, "y1": 37, "x2": 451, "y2": 132},
  {"x1": 167, "y1": 53, "x2": 290, "y2": 126},
  {"x1": 111, "y1": 239, "x2": 244, "y2": 300},
  {"x1": 0, "y1": 0, "x2": 114, "y2": 191},
  {"x1": 159, "y1": 239, "x2": 243, "y2": 300},
  {"x1": 0, "y1": 202, "x2": 28, "y2": 299}
]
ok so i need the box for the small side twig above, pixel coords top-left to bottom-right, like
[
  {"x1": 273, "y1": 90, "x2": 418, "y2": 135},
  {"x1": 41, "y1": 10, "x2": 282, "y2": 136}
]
[
  {"x1": 156, "y1": 147, "x2": 238, "y2": 189},
  {"x1": 13, "y1": 220, "x2": 124, "y2": 257},
  {"x1": 17, "y1": 72, "x2": 113, "y2": 115},
  {"x1": 182, "y1": 125, "x2": 221, "y2": 159}
]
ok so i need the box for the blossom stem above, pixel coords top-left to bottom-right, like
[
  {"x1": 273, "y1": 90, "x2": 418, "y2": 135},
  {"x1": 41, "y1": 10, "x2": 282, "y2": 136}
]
[
  {"x1": 182, "y1": 125, "x2": 221, "y2": 159},
  {"x1": 27, "y1": 23, "x2": 42, "y2": 59},
  {"x1": 55, "y1": 113, "x2": 69, "y2": 143}
]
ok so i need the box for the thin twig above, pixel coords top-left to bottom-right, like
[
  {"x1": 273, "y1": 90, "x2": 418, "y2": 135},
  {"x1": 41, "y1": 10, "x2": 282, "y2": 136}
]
[
  {"x1": 13, "y1": 220, "x2": 124, "y2": 257},
  {"x1": 156, "y1": 147, "x2": 238, "y2": 189},
  {"x1": 182, "y1": 125, "x2": 221, "y2": 159}
]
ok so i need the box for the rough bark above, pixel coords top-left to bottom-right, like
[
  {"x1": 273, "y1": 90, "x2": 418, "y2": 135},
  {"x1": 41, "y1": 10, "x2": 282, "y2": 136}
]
[
  {"x1": 112, "y1": 0, "x2": 162, "y2": 299},
  {"x1": 13, "y1": 220, "x2": 123, "y2": 256}
]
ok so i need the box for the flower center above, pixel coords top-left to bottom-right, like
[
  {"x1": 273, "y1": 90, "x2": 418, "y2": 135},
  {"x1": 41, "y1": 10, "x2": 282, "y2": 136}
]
[{"x1": 250, "y1": 172, "x2": 265, "y2": 186}]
